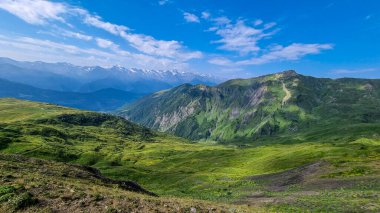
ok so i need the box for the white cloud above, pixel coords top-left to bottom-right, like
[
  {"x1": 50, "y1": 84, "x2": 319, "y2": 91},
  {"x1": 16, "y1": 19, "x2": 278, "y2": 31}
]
[
  {"x1": 119, "y1": 32, "x2": 202, "y2": 60},
  {"x1": 183, "y1": 12, "x2": 200, "y2": 23},
  {"x1": 264, "y1": 22, "x2": 277, "y2": 29},
  {"x1": 37, "y1": 26, "x2": 94, "y2": 42},
  {"x1": 83, "y1": 14, "x2": 129, "y2": 35},
  {"x1": 201, "y1": 12, "x2": 210, "y2": 20},
  {"x1": 237, "y1": 43, "x2": 333, "y2": 65},
  {"x1": 208, "y1": 57, "x2": 234, "y2": 66},
  {"x1": 212, "y1": 16, "x2": 231, "y2": 25},
  {"x1": 0, "y1": 34, "x2": 189, "y2": 70},
  {"x1": 95, "y1": 38, "x2": 118, "y2": 49},
  {"x1": 209, "y1": 43, "x2": 332, "y2": 67},
  {"x1": 158, "y1": 0, "x2": 170, "y2": 6},
  {"x1": 254, "y1": 19, "x2": 263, "y2": 26},
  {"x1": 62, "y1": 30, "x2": 93, "y2": 41},
  {"x1": 0, "y1": 0, "x2": 68, "y2": 25},
  {"x1": 0, "y1": 35, "x2": 113, "y2": 62},
  {"x1": 331, "y1": 68, "x2": 377, "y2": 74},
  {"x1": 0, "y1": 0, "x2": 202, "y2": 67},
  {"x1": 210, "y1": 19, "x2": 277, "y2": 55},
  {"x1": 79, "y1": 8, "x2": 201, "y2": 60},
  {"x1": 205, "y1": 15, "x2": 333, "y2": 67}
]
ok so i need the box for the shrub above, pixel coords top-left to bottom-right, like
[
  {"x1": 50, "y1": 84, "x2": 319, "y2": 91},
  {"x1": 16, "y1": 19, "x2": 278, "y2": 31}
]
[{"x1": 0, "y1": 186, "x2": 16, "y2": 197}]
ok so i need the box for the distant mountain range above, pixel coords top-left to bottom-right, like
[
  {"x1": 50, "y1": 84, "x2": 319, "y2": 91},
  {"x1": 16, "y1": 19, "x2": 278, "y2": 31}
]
[
  {"x1": 119, "y1": 70, "x2": 380, "y2": 143},
  {"x1": 0, "y1": 78, "x2": 141, "y2": 111},
  {"x1": 0, "y1": 57, "x2": 218, "y2": 94}
]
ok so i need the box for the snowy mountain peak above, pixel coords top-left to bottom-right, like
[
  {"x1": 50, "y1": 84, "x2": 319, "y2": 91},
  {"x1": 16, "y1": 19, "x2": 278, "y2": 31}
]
[{"x1": 0, "y1": 57, "x2": 220, "y2": 94}]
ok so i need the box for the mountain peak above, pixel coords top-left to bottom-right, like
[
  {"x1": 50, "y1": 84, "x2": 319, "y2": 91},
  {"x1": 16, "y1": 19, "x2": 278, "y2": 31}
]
[
  {"x1": 264, "y1": 70, "x2": 300, "y2": 81},
  {"x1": 282, "y1": 70, "x2": 297, "y2": 74},
  {"x1": 278, "y1": 70, "x2": 299, "y2": 77}
]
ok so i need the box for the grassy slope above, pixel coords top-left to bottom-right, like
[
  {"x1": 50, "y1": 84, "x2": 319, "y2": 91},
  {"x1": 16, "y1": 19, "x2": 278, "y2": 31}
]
[
  {"x1": 1, "y1": 98, "x2": 380, "y2": 212},
  {"x1": 0, "y1": 154, "x2": 250, "y2": 212}
]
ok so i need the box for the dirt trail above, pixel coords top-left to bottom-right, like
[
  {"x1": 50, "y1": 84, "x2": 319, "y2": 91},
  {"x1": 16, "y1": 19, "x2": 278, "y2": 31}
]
[{"x1": 282, "y1": 82, "x2": 291, "y2": 105}]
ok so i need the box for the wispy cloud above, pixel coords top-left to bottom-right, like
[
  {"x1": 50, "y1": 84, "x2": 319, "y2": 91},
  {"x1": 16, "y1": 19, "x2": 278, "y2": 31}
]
[
  {"x1": 183, "y1": 12, "x2": 200, "y2": 23},
  {"x1": 237, "y1": 43, "x2": 333, "y2": 65},
  {"x1": 0, "y1": 0, "x2": 67, "y2": 25},
  {"x1": 206, "y1": 14, "x2": 333, "y2": 67},
  {"x1": 201, "y1": 12, "x2": 210, "y2": 20},
  {"x1": 120, "y1": 32, "x2": 202, "y2": 60},
  {"x1": 158, "y1": 0, "x2": 170, "y2": 6},
  {"x1": 208, "y1": 42, "x2": 332, "y2": 66},
  {"x1": 82, "y1": 14, "x2": 129, "y2": 35},
  {"x1": 208, "y1": 57, "x2": 234, "y2": 66},
  {"x1": 38, "y1": 27, "x2": 94, "y2": 42},
  {"x1": 209, "y1": 18, "x2": 278, "y2": 55},
  {"x1": 253, "y1": 19, "x2": 263, "y2": 26},
  {"x1": 80, "y1": 8, "x2": 202, "y2": 60},
  {"x1": 95, "y1": 38, "x2": 118, "y2": 49},
  {"x1": 0, "y1": 35, "x2": 115, "y2": 64},
  {"x1": 0, "y1": 0, "x2": 202, "y2": 69},
  {"x1": 62, "y1": 30, "x2": 93, "y2": 41},
  {"x1": 331, "y1": 68, "x2": 377, "y2": 74},
  {"x1": 0, "y1": 34, "x2": 188, "y2": 70}
]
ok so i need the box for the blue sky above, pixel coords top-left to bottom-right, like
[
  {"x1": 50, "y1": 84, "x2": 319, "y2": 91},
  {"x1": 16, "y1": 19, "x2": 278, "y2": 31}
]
[{"x1": 0, "y1": 0, "x2": 379, "y2": 79}]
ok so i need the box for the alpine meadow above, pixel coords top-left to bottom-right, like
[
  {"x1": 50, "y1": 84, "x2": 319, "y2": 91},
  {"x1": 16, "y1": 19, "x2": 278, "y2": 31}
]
[{"x1": 0, "y1": 0, "x2": 380, "y2": 212}]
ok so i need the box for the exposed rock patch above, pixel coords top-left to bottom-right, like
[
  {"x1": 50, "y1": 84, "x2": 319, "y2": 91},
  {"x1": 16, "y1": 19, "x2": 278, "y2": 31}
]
[
  {"x1": 154, "y1": 101, "x2": 199, "y2": 131},
  {"x1": 281, "y1": 82, "x2": 291, "y2": 106}
]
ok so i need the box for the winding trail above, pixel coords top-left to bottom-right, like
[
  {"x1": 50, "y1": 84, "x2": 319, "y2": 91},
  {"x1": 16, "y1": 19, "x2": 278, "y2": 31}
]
[{"x1": 282, "y1": 82, "x2": 291, "y2": 106}]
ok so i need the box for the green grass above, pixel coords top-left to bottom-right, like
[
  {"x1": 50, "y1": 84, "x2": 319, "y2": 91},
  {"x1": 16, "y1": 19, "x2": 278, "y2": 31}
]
[
  {"x1": 100, "y1": 140, "x2": 380, "y2": 201},
  {"x1": 267, "y1": 187, "x2": 380, "y2": 213},
  {"x1": 1, "y1": 98, "x2": 380, "y2": 212},
  {"x1": 0, "y1": 154, "x2": 250, "y2": 212}
]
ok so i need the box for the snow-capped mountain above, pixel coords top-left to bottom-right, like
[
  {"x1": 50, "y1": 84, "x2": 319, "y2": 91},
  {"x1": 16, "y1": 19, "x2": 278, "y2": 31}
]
[{"x1": 0, "y1": 57, "x2": 219, "y2": 93}]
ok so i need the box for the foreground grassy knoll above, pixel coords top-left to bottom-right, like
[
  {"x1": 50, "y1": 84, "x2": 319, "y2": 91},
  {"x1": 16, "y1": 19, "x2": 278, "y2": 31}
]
[
  {"x1": 1, "y1": 98, "x2": 380, "y2": 212},
  {"x1": 0, "y1": 154, "x2": 249, "y2": 212}
]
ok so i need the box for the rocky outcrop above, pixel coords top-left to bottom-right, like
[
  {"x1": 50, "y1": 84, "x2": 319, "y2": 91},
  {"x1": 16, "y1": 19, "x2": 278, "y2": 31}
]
[{"x1": 153, "y1": 101, "x2": 199, "y2": 131}]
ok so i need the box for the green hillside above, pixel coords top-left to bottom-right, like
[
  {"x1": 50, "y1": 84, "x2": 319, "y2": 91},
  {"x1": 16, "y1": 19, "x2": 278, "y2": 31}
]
[
  {"x1": 0, "y1": 98, "x2": 252, "y2": 212},
  {"x1": 0, "y1": 154, "x2": 248, "y2": 212},
  {"x1": 119, "y1": 70, "x2": 380, "y2": 143},
  {"x1": 1, "y1": 98, "x2": 380, "y2": 212}
]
